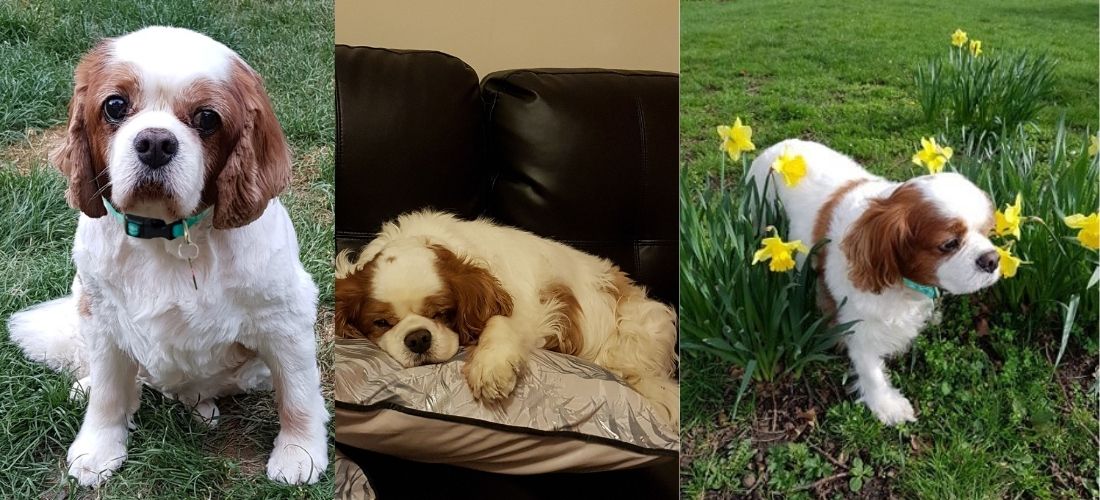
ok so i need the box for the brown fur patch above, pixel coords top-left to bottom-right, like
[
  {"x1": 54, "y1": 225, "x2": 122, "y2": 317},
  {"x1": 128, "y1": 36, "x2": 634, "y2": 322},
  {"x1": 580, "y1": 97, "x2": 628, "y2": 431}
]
[
  {"x1": 334, "y1": 261, "x2": 397, "y2": 342},
  {"x1": 77, "y1": 290, "x2": 92, "y2": 318},
  {"x1": 431, "y1": 245, "x2": 513, "y2": 344},
  {"x1": 51, "y1": 41, "x2": 122, "y2": 218},
  {"x1": 841, "y1": 182, "x2": 968, "y2": 293},
  {"x1": 811, "y1": 179, "x2": 869, "y2": 314},
  {"x1": 538, "y1": 283, "x2": 583, "y2": 355},
  {"x1": 209, "y1": 60, "x2": 292, "y2": 229}
]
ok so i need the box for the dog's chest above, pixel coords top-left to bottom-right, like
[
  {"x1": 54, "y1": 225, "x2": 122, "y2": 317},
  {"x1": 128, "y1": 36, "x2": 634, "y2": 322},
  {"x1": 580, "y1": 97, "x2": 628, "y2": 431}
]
[{"x1": 77, "y1": 234, "x2": 275, "y2": 388}]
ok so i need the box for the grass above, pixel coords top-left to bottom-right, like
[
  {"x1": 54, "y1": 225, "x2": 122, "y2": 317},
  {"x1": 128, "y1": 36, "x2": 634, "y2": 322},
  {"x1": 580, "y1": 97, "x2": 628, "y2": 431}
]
[
  {"x1": 681, "y1": 0, "x2": 1098, "y2": 498},
  {"x1": 680, "y1": 0, "x2": 1099, "y2": 183},
  {"x1": 0, "y1": 1, "x2": 334, "y2": 498}
]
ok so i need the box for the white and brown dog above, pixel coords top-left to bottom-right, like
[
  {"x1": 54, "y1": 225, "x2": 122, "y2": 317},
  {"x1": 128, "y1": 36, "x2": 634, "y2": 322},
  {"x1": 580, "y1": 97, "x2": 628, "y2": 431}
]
[
  {"x1": 749, "y1": 139, "x2": 1001, "y2": 425},
  {"x1": 334, "y1": 211, "x2": 680, "y2": 428},
  {"x1": 8, "y1": 27, "x2": 327, "y2": 486}
]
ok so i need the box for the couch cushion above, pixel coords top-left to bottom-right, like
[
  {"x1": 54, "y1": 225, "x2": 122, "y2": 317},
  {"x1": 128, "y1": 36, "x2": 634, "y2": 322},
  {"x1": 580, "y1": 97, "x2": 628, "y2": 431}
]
[
  {"x1": 481, "y1": 69, "x2": 679, "y2": 306},
  {"x1": 336, "y1": 45, "x2": 489, "y2": 250}
]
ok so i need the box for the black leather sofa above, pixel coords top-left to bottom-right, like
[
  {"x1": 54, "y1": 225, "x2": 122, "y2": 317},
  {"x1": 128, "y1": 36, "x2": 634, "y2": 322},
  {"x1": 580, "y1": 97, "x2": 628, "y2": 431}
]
[{"x1": 334, "y1": 44, "x2": 678, "y2": 499}]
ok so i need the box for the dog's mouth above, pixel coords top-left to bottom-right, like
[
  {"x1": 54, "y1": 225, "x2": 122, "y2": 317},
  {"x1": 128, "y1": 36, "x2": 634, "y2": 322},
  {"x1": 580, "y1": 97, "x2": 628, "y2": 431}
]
[{"x1": 115, "y1": 181, "x2": 185, "y2": 220}]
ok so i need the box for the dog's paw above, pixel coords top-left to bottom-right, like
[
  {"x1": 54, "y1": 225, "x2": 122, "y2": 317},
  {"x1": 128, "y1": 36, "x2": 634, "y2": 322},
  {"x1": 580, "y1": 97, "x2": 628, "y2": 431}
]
[
  {"x1": 267, "y1": 431, "x2": 328, "y2": 485},
  {"x1": 632, "y1": 377, "x2": 681, "y2": 430},
  {"x1": 863, "y1": 391, "x2": 916, "y2": 426},
  {"x1": 192, "y1": 400, "x2": 220, "y2": 428},
  {"x1": 67, "y1": 427, "x2": 128, "y2": 488},
  {"x1": 463, "y1": 347, "x2": 523, "y2": 402}
]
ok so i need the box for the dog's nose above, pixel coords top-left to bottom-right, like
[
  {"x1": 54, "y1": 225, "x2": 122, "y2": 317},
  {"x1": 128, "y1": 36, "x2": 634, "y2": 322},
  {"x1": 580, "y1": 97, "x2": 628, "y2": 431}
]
[
  {"x1": 133, "y1": 128, "x2": 178, "y2": 169},
  {"x1": 976, "y1": 250, "x2": 999, "y2": 273},
  {"x1": 404, "y1": 329, "x2": 432, "y2": 354}
]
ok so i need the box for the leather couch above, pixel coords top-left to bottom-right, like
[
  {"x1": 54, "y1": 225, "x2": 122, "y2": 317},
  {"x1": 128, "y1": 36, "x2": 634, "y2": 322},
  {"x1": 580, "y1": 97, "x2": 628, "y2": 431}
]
[{"x1": 335, "y1": 44, "x2": 679, "y2": 499}]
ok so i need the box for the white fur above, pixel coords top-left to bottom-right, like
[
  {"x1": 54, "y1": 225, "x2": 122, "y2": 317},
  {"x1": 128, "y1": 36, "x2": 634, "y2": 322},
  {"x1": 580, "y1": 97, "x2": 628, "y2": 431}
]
[
  {"x1": 337, "y1": 211, "x2": 681, "y2": 428},
  {"x1": 749, "y1": 139, "x2": 999, "y2": 426},
  {"x1": 7, "y1": 28, "x2": 327, "y2": 487}
]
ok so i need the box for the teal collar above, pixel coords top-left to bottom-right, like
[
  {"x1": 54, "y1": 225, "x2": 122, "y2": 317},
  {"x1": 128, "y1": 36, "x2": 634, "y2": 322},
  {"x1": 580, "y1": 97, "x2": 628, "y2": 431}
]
[
  {"x1": 102, "y1": 197, "x2": 210, "y2": 240},
  {"x1": 903, "y1": 277, "x2": 940, "y2": 299}
]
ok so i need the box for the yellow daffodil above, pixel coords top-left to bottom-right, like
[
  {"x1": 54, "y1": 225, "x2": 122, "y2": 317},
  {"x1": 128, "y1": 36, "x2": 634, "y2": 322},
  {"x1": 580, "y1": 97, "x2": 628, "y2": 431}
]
[
  {"x1": 1064, "y1": 213, "x2": 1100, "y2": 250},
  {"x1": 911, "y1": 137, "x2": 953, "y2": 174},
  {"x1": 1089, "y1": 134, "x2": 1098, "y2": 156},
  {"x1": 771, "y1": 147, "x2": 807, "y2": 187},
  {"x1": 994, "y1": 193, "x2": 1024, "y2": 239},
  {"x1": 752, "y1": 229, "x2": 809, "y2": 272},
  {"x1": 951, "y1": 29, "x2": 968, "y2": 48},
  {"x1": 717, "y1": 117, "x2": 756, "y2": 161},
  {"x1": 995, "y1": 245, "x2": 1024, "y2": 278},
  {"x1": 969, "y1": 40, "x2": 983, "y2": 57}
]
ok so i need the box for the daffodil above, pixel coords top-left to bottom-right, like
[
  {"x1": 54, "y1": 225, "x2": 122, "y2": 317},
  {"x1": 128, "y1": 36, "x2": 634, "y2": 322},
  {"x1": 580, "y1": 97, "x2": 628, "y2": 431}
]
[
  {"x1": 752, "y1": 229, "x2": 809, "y2": 272},
  {"x1": 995, "y1": 245, "x2": 1024, "y2": 278},
  {"x1": 717, "y1": 117, "x2": 756, "y2": 161},
  {"x1": 1089, "y1": 134, "x2": 1098, "y2": 157},
  {"x1": 994, "y1": 193, "x2": 1024, "y2": 239},
  {"x1": 1064, "y1": 213, "x2": 1100, "y2": 250},
  {"x1": 969, "y1": 40, "x2": 982, "y2": 57},
  {"x1": 951, "y1": 29, "x2": 968, "y2": 48},
  {"x1": 771, "y1": 147, "x2": 807, "y2": 187},
  {"x1": 911, "y1": 137, "x2": 953, "y2": 174}
]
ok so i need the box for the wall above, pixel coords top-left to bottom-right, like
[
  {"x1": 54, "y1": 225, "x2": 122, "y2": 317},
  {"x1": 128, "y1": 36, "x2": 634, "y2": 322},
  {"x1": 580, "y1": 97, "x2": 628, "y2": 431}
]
[{"x1": 335, "y1": 0, "x2": 679, "y2": 76}]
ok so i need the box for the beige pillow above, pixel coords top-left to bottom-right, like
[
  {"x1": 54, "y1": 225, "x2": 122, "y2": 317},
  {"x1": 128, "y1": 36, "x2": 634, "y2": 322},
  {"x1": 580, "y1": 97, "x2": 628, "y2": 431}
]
[{"x1": 334, "y1": 339, "x2": 678, "y2": 473}]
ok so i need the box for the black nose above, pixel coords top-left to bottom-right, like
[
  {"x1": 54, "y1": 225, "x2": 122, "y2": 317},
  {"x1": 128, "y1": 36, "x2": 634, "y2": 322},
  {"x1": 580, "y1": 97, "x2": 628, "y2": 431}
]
[
  {"x1": 133, "y1": 128, "x2": 178, "y2": 169},
  {"x1": 404, "y1": 329, "x2": 432, "y2": 354},
  {"x1": 976, "y1": 250, "x2": 999, "y2": 273}
]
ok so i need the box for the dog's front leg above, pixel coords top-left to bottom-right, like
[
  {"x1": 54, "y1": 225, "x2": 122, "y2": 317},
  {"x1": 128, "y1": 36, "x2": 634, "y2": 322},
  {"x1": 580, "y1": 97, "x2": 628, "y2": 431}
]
[
  {"x1": 257, "y1": 332, "x2": 329, "y2": 485},
  {"x1": 464, "y1": 315, "x2": 533, "y2": 402},
  {"x1": 847, "y1": 322, "x2": 916, "y2": 426},
  {"x1": 67, "y1": 329, "x2": 139, "y2": 487}
]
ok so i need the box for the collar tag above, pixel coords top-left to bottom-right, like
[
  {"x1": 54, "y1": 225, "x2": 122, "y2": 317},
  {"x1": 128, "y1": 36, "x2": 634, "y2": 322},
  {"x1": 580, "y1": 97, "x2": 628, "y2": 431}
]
[{"x1": 903, "y1": 277, "x2": 940, "y2": 299}]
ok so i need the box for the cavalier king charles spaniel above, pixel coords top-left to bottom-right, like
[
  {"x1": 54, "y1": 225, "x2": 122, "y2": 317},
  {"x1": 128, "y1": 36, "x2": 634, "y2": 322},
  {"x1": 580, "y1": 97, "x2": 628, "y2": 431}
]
[
  {"x1": 749, "y1": 139, "x2": 1001, "y2": 426},
  {"x1": 8, "y1": 27, "x2": 327, "y2": 485},
  {"x1": 335, "y1": 211, "x2": 680, "y2": 428}
]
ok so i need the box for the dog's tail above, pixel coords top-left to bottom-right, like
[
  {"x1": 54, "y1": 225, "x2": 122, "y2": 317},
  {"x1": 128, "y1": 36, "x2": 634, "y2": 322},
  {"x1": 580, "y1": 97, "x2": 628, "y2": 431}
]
[{"x1": 8, "y1": 294, "x2": 86, "y2": 377}]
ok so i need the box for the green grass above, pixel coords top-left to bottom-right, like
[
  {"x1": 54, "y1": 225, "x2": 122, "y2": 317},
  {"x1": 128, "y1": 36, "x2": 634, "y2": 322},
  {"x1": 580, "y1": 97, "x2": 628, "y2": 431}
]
[
  {"x1": 681, "y1": 0, "x2": 1099, "y2": 182},
  {"x1": 681, "y1": 1, "x2": 1098, "y2": 498},
  {"x1": 0, "y1": 1, "x2": 334, "y2": 498}
]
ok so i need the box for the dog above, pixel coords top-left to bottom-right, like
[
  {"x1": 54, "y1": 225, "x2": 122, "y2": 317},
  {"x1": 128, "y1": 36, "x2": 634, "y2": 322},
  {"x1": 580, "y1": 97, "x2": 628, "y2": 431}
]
[
  {"x1": 748, "y1": 139, "x2": 1001, "y2": 425},
  {"x1": 334, "y1": 210, "x2": 680, "y2": 428},
  {"x1": 7, "y1": 27, "x2": 327, "y2": 486}
]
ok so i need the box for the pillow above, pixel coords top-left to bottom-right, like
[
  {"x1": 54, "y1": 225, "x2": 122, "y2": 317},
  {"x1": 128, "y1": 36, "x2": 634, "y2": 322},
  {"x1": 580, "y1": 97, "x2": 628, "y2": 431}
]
[{"x1": 334, "y1": 339, "x2": 678, "y2": 474}]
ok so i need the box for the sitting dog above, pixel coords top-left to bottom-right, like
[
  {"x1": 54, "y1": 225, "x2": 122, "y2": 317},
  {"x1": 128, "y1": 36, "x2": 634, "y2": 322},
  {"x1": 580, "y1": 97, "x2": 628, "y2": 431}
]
[
  {"x1": 334, "y1": 210, "x2": 680, "y2": 428},
  {"x1": 8, "y1": 27, "x2": 327, "y2": 485},
  {"x1": 748, "y1": 139, "x2": 1001, "y2": 425}
]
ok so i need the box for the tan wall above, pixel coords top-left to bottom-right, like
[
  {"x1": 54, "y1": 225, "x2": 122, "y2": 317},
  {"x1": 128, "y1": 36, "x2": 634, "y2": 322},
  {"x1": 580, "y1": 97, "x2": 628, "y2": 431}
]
[{"x1": 335, "y1": 0, "x2": 679, "y2": 76}]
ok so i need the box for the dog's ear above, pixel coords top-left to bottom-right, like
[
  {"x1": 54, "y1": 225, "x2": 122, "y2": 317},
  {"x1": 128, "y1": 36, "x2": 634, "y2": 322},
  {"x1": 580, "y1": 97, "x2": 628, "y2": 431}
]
[
  {"x1": 841, "y1": 185, "x2": 916, "y2": 293},
  {"x1": 212, "y1": 61, "x2": 291, "y2": 229},
  {"x1": 51, "y1": 43, "x2": 109, "y2": 219},
  {"x1": 334, "y1": 271, "x2": 368, "y2": 339},
  {"x1": 432, "y1": 245, "x2": 513, "y2": 344}
]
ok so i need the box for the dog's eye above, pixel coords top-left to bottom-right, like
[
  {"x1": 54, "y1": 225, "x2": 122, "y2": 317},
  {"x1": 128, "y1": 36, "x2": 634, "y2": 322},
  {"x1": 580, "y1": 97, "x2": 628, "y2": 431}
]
[
  {"x1": 432, "y1": 309, "x2": 452, "y2": 321},
  {"x1": 373, "y1": 319, "x2": 391, "y2": 329},
  {"x1": 102, "y1": 95, "x2": 129, "y2": 123},
  {"x1": 939, "y1": 238, "x2": 961, "y2": 253},
  {"x1": 191, "y1": 109, "x2": 221, "y2": 135}
]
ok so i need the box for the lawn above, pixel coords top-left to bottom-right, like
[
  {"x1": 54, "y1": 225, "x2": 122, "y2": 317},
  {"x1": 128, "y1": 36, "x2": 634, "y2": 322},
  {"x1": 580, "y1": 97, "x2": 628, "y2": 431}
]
[
  {"x1": 0, "y1": 1, "x2": 334, "y2": 498},
  {"x1": 680, "y1": 0, "x2": 1099, "y2": 498},
  {"x1": 680, "y1": 0, "x2": 1099, "y2": 182}
]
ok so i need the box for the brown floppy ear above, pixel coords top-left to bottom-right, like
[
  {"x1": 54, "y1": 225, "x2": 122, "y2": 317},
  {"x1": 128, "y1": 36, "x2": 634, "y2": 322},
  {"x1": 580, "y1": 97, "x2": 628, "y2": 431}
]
[
  {"x1": 213, "y1": 61, "x2": 292, "y2": 229},
  {"x1": 334, "y1": 270, "x2": 368, "y2": 339},
  {"x1": 51, "y1": 43, "x2": 109, "y2": 218},
  {"x1": 841, "y1": 186, "x2": 914, "y2": 294},
  {"x1": 432, "y1": 245, "x2": 513, "y2": 344}
]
